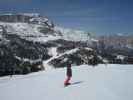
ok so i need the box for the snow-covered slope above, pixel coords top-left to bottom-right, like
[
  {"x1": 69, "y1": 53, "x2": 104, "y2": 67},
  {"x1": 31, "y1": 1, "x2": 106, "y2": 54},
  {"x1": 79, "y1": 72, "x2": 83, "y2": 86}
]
[
  {"x1": 0, "y1": 22, "x2": 62, "y2": 42},
  {"x1": 43, "y1": 48, "x2": 80, "y2": 70},
  {"x1": 0, "y1": 64, "x2": 133, "y2": 100},
  {"x1": 0, "y1": 13, "x2": 94, "y2": 43},
  {"x1": 0, "y1": 22, "x2": 92, "y2": 42},
  {"x1": 0, "y1": 13, "x2": 62, "y2": 43},
  {"x1": 55, "y1": 26, "x2": 91, "y2": 41},
  {"x1": 0, "y1": 22, "x2": 43, "y2": 36}
]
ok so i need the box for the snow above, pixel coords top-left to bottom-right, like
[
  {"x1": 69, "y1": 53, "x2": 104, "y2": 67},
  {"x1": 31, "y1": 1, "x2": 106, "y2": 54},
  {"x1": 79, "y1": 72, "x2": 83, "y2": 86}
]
[
  {"x1": 0, "y1": 22, "x2": 43, "y2": 36},
  {"x1": 15, "y1": 56, "x2": 42, "y2": 63},
  {"x1": 48, "y1": 47, "x2": 58, "y2": 57},
  {"x1": 22, "y1": 13, "x2": 40, "y2": 17},
  {"x1": 44, "y1": 47, "x2": 58, "y2": 70},
  {"x1": 28, "y1": 35, "x2": 61, "y2": 43},
  {"x1": 65, "y1": 48, "x2": 79, "y2": 54},
  {"x1": 43, "y1": 48, "x2": 79, "y2": 70},
  {"x1": 0, "y1": 21, "x2": 97, "y2": 43},
  {"x1": 0, "y1": 64, "x2": 133, "y2": 100},
  {"x1": 0, "y1": 22, "x2": 61, "y2": 43},
  {"x1": 84, "y1": 47, "x2": 93, "y2": 51},
  {"x1": 116, "y1": 55, "x2": 125, "y2": 60},
  {"x1": 29, "y1": 17, "x2": 49, "y2": 24},
  {"x1": 55, "y1": 27, "x2": 91, "y2": 41}
]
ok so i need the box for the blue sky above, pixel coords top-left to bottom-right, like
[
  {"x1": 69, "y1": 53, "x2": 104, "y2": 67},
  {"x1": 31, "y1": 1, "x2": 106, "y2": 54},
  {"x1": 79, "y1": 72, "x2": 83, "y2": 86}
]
[{"x1": 0, "y1": 0, "x2": 133, "y2": 35}]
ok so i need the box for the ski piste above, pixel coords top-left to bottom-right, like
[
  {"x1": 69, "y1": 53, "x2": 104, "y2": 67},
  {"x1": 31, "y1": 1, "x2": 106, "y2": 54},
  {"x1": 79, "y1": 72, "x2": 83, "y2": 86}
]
[{"x1": 0, "y1": 64, "x2": 133, "y2": 100}]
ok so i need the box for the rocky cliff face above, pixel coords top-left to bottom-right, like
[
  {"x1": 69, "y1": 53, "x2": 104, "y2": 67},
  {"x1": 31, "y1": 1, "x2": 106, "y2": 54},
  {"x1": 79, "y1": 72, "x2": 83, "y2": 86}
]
[
  {"x1": 0, "y1": 13, "x2": 47, "y2": 24},
  {"x1": 0, "y1": 14, "x2": 31, "y2": 22}
]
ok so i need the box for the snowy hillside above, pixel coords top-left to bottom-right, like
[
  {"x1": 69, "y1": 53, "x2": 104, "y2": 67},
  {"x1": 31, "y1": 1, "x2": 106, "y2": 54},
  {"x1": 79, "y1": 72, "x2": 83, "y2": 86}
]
[
  {"x1": 0, "y1": 13, "x2": 132, "y2": 77},
  {"x1": 55, "y1": 27, "x2": 91, "y2": 41},
  {"x1": 0, "y1": 64, "x2": 133, "y2": 100},
  {"x1": 0, "y1": 13, "x2": 92, "y2": 42},
  {"x1": 0, "y1": 21, "x2": 61, "y2": 43},
  {"x1": 0, "y1": 13, "x2": 102, "y2": 76},
  {"x1": 0, "y1": 22, "x2": 92, "y2": 43}
]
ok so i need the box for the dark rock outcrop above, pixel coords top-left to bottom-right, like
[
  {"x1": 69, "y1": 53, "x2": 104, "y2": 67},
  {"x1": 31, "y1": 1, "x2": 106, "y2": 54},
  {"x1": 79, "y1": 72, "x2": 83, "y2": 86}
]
[{"x1": 0, "y1": 14, "x2": 32, "y2": 23}]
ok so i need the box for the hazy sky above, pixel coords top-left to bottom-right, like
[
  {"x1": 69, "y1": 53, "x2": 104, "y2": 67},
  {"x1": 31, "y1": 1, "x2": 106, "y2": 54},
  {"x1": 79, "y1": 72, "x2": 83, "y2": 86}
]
[{"x1": 0, "y1": 0, "x2": 132, "y2": 35}]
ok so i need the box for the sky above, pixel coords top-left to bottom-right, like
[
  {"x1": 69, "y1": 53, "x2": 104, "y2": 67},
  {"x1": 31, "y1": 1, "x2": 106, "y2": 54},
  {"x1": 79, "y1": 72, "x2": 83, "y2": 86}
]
[{"x1": 0, "y1": 0, "x2": 133, "y2": 35}]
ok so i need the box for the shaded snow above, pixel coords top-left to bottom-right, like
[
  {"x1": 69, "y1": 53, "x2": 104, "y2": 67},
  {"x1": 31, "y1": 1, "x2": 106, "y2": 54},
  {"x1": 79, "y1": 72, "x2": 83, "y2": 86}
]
[{"x1": 0, "y1": 64, "x2": 133, "y2": 100}]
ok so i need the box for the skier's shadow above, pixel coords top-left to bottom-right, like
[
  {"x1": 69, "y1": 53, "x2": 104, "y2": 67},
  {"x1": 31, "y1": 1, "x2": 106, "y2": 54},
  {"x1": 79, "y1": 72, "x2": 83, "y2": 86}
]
[{"x1": 71, "y1": 81, "x2": 84, "y2": 86}]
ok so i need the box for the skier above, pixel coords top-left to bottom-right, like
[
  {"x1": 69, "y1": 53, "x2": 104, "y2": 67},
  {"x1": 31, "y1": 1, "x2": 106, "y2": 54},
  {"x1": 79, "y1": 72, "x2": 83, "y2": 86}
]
[{"x1": 64, "y1": 61, "x2": 72, "y2": 86}]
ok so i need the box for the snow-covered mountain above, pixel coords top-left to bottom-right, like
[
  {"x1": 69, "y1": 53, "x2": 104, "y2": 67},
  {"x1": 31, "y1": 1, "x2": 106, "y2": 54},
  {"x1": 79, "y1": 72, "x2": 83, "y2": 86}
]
[
  {"x1": 0, "y1": 13, "x2": 132, "y2": 76},
  {"x1": 0, "y1": 64, "x2": 133, "y2": 100},
  {"x1": 0, "y1": 13, "x2": 93, "y2": 42},
  {"x1": 0, "y1": 13, "x2": 101, "y2": 76},
  {"x1": 0, "y1": 13, "x2": 61, "y2": 42}
]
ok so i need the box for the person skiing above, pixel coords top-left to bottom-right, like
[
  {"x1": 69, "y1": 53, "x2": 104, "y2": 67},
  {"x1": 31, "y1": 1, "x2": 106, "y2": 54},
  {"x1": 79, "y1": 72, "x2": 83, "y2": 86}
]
[{"x1": 64, "y1": 61, "x2": 72, "y2": 86}]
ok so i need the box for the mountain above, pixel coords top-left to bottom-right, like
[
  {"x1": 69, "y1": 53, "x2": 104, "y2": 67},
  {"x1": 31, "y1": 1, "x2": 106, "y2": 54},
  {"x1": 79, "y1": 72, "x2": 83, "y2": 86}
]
[
  {"x1": 0, "y1": 13, "x2": 93, "y2": 42},
  {"x1": 0, "y1": 13, "x2": 132, "y2": 76},
  {"x1": 0, "y1": 13, "x2": 101, "y2": 76}
]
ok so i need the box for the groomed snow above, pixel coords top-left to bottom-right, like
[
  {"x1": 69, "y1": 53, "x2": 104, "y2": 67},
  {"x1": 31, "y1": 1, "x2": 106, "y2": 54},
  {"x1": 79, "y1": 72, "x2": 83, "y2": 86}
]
[{"x1": 0, "y1": 64, "x2": 133, "y2": 100}]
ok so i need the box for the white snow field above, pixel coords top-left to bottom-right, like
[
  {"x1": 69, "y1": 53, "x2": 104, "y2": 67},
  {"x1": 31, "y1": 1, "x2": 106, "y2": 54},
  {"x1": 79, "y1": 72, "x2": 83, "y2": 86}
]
[{"x1": 0, "y1": 64, "x2": 133, "y2": 100}]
